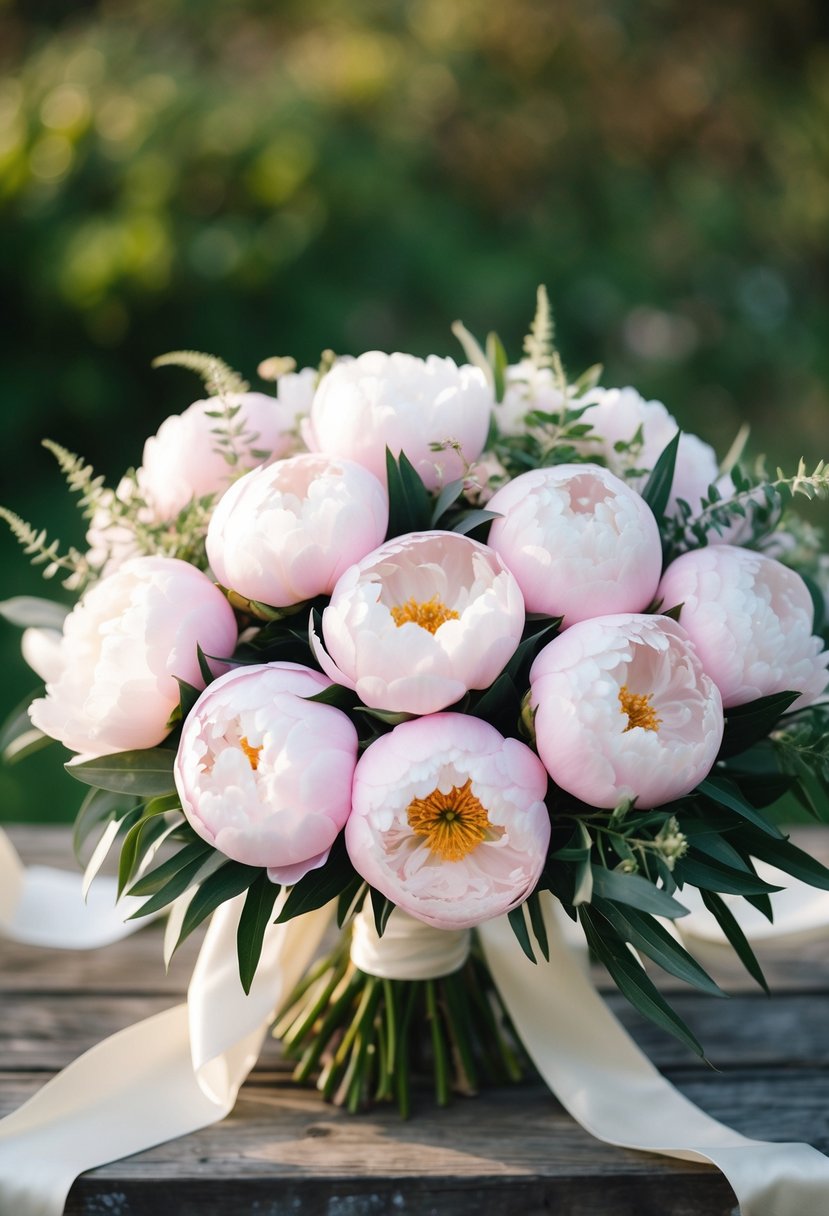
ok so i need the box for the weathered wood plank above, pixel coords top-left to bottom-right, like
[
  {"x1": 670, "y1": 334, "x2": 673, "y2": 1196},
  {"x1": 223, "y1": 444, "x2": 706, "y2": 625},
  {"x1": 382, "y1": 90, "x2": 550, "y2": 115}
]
[{"x1": 4, "y1": 988, "x2": 829, "y2": 1074}]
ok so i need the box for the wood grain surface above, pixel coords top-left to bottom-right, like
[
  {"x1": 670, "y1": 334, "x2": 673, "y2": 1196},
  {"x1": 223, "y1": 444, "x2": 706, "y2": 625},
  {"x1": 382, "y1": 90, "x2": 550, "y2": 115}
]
[{"x1": 3, "y1": 824, "x2": 828, "y2": 1216}]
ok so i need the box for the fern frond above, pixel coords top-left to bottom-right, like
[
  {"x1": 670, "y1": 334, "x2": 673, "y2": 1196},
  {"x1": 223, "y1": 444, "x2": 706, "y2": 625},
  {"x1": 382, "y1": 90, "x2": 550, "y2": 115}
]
[
  {"x1": 523, "y1": 285, "x2": 567, "y2": 392},
  {"x1": 152, "y1": 350, "x2": 249, "y2": 397},
  {"x1": 0, "y1": 506, "x2": 90, "y2": 588},
  {"x1": 42, "y1": 440, "x2": 108, "y2": 521}
]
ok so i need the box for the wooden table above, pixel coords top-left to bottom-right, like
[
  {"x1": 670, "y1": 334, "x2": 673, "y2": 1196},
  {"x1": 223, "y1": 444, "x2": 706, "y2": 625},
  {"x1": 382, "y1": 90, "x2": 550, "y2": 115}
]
[{"x1": 2, "y1": 825, "x2": 828, "y2": 1216}]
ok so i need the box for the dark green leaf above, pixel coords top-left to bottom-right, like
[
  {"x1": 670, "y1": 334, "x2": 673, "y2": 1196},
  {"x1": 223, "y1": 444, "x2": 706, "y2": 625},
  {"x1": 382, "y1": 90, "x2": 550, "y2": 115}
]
[
  {"x1": 128, "y1": 838, "x2": 214, "y2": 896},
  {"x1": 369, "y1": 888, "x2": 394, "y2": 938},
  {"x1": 590, "y1": 865, "x2": 690, "y2": 919},
  {"x1": 508, "y1": 905, "x2": 537, "y2": 963},
  {"x1": 196, "y1": 643, "x2": 215, "y2": 686},
  {"x1": 354, "y1": 706, "x2": 415, "y2": 727},
  {"x1": 430, "y1": 478, "x2": 465, "y2": 527},
  {"x1": 697, "y1": 775, "x2": 785, "y2": 838},
  {"x1": 526, "y1": 891, "x2": 550, "y2": 961},
  {"x1": 0, "y1": 596, "x2": 69, "y2": 629},
  {"x1": 742, "y1": 834, "x2": 829, "y2": 892},
  {"x1": 385, "y1": 448, "x2": 432, "y2": 538},
  {"x1": 675, "y1": 852, "x2": 781, "y2": 896},
  {"x1": 67, "y1": 748, "x2": 177, "y2": 797},
  {"x1": 700, "y1": 890, "x2": 769, "y2": 992},
  {"x1": 486, "y1": 330, "x2": 508, "y2": 402},
  {"x1": 718, "y1": 691, "x2": 800, "y2": 760},
  {"x1": 237, "y1": 872, "x2": 281, "y2": 994},
  {"x1": 128, "y1": 846, "x2": 219, "y2": 918},
  {"x1": 171, "y1": 861, "x2": 262, "y2": 955},
  {"x1": 118, "y1": 811, "x2": 176, "y2": 898},
  {"x1": 641, "y1": 431, "x2": 680, "y2": 523},
  {"x1": 336, "y1": 876, "x2": 366, "y2": 927},
  {"x1": 594, "y1": 898, "x2": 724, "y2": 997},
  {"x1": 174, "y1": 678, "x2": 202, "y2": 722},
  {"x1": 275, "y1": 834, "x2": 356, "y2": 923},
  {"x1": 450, "y1": 508, "x2": 501, "y2": 536},
  {"x1": 579, "y1": 905, "x2": 705, "y2": 1058},
  {"x1": 306, "y1": 684, "x2": 358, "y2": 710}
]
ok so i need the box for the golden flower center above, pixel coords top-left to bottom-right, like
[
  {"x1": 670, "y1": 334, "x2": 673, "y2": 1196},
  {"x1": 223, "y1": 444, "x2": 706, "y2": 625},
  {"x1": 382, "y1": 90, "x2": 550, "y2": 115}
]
[
  {"x1": 390, "y1": 594, "x2": 459, "y2": 634},
  {"x1": 619, "y1": 685, "x2": 661, "y2": 733},
  {"x1": 239, "y1": 735, "x2": 262, "y2": 770},
  {"x1": 406, "y1": 778, "x2": 493, "y2": 861}
]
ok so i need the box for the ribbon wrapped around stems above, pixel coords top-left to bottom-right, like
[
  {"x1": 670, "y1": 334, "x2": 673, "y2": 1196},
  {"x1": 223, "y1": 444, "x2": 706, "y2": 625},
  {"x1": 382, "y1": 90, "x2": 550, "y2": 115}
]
[{"x1": 2, "y1": 829, "x2": 829, "y2": 1215}]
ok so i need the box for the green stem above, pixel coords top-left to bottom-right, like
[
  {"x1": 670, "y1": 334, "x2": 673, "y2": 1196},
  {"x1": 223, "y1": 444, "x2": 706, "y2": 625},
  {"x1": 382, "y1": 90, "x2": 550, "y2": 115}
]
[
  {"x1": 426, "y1": 979, "x2": 450, "y2": 1107},
  {"x1": 292, "y1": 969, "x2": 362, "y2": 1083},
  {"x1": 395, "y1": 982, "x2": 416, "y2": 1119}
]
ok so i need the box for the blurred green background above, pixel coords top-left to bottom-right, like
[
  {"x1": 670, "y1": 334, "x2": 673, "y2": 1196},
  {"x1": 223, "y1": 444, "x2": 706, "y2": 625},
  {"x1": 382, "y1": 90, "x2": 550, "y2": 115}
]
[{"x1": 1, "y1": 0, "x2": 828, "y2": 823}]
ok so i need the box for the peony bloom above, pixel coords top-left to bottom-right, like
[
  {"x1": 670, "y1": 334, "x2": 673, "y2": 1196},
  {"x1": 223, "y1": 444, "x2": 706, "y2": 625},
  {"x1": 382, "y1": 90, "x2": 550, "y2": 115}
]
[
  {"x1": 345, "y1": 713, "x2": 550, "y2": 930},
  {"x1": 530, "y1": 613, "x2": 723, "y2": 809},
  {"x1": 139, "y1": 392, "x2": 301, "y2": 520},
  {"x1": 206, "y1": 454, "x2": 389, "y2": 607},
  {"x1": 578, "y1": 386, "x2": 720, "y2": 515},
  {"x1": 175, "y1": 663, "x2": 358, "y2": 884},
  {"x1": 487, "y1": 464, "x2": 662, "y2": 625},
  {"x1": 315, "y1": 530, "x2": 525, "y2": 714},
  {"x1": 657, "y1": 545, "x2": 829, "y2": 709},
  {"x1": 306, "y1": 351, "x2": 493, "y2": 491},
  {"x1": 29, "y1": 556, "x2": 238, "y2": 757}
]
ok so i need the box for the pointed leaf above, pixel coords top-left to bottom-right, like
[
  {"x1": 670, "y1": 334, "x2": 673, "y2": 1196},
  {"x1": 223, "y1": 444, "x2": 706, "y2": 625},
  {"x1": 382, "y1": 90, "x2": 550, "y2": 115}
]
[
  {"x1": 67, "y1": 748, "x2": 176, "y2": 797},
  {"x1": 508, "y1": 905, "x2": 537, "y2": 963},
  {"x1": 590, "y1": 865, "x2": 690, "y2": 919},
  {"x1": 641, "y1": 431, "x2": 680, "y2": 523},
  {"x1": 486, "y1": 331, "x2": 508, "y2": 402},
  {"x1": 526, "y1": 891, "x2": 550, "y2": 961},
  {"x1": 128, "y1": 839, "x2": 214, "y2": 897},
  {"x1": 718, "y1": 691, "x2": 800, "y2": 760},
  {"x1": 676, "y1": 852, "x2": 782, "y2": 896},
  {"x1": 594, "y1": 899, "x2": 725, "y2": 997},
  {"x1": 369, "y1": 888, "x2": 394, "y2": 939},
  {"x1": 237, "y1": 872, "x2": 281, "y2": 993},
  {"x1": 0, "y1": 597, "x2": 69, "y2": 630},
  {"x1": 275, "y1": 834, "x2": 356, "y2": 923},
  {"x1": 699, "y1": 890, "x2": 769, "y2": 992},
  {"x1": 129, "y1": 847, "x2": 221, "y2": 919},
  {"x1": 73, "y1": 788, "x2": 137, "y2": 862},
  {"x1": 431, "y1": 478, "x2": 466, "y2": 527},
  {"x1": 450, "y1": 508, "x2": 501, "y2": 536},
  {"x1": 170, "y1": 861, "x2": 262, "y2": 956},
  {"x1": 697, "y1": 775, "x2": 785, "y2": 838},
  {"x1": 385, "y1": 448, "x2": 432, "y2": 538}
]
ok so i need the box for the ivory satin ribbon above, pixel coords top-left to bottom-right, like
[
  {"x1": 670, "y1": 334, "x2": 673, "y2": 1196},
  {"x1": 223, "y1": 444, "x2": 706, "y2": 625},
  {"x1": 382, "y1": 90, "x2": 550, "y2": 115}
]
[{"x1": 2, "y1": 829, "x2": 829, "y2": 1215}]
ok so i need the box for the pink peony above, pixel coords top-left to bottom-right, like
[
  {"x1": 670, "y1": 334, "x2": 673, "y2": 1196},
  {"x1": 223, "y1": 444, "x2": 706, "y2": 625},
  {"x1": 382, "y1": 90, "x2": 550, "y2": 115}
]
[
  {"x1": 314, "y1": 530, "x2": 525, "y2": 714},
  {"x1": 29, "y1": 556, "x2": 238, "y2": 756},
  {"x1": 530, "y1": 614, "x2": 723, "y2": 809},
  {"x1": 139, "y1": 392, "x2": 301, "y2": 520},
  {"x1": 306, "y1": 351, "x2": 493, "y2": 491},
  {"x1": 345, "y1": 713, "x2": 550, "y2": 929},
  {"x1": 487, "y1": 464, "x2": 662, "y2": 625},
  {"x1": 657, "y1": 545, "x2": 829, "y2": 709},
  {"x1": 206, "y1": 454, "x2": 389, "y2": 607},
  {"x1": 494, "y1": 361, "x2": 570, "y2": 437},
  {"x1": 175, "y1": 663, "x2": 358, "y2": 884}
]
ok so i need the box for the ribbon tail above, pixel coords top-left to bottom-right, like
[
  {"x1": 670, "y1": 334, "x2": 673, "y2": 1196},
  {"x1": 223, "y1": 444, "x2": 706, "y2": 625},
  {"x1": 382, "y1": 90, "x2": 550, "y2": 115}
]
[
  {"x1": 478, "y1": 893, "x2": 829, "y2": 1216},
  {"x1": 0, "y1": 892, "x2": 334, "y2": 1216}
]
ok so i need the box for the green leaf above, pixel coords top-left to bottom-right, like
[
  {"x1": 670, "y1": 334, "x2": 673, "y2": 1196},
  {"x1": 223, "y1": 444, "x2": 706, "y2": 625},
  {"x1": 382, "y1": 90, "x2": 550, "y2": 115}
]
[
  {"x1": 196, "y1": 644, "x2": 215, "y2": 686},
  {"x1": 0, "y1": 596, "x2": 69, "y2": 629},
  {"x1": 430, "y1": 478, "x2": 466, "y2": 527},
  {"x1": 486, "y1": 331, "x2": 508, "y2": 402},
  {"x1": 170, "y1": 861, "x2": 262, "y2": 956},
  {"x1": 336, "y1": 875, "x2": 366, "y2": 927},
  {"x1": 369, "y1": 887, "x2": 394, "y2": 938},
  {"x1": 117, "y1": 796, "x2": 181, "y2": 897},
  {"x1": 306, "y1": 684, "x2": 358, "y2": 711},
  {"x1": 354, "y1": 706, "x2": 416, "y2": 727},
  {"x1": 579, "y1": 905, "x2": 705, "y2": 1058},
  {"x1": 590, "y1": 865, "x2": 690, "y2": 919},
  {"x1": 450, "y1": 508, "x2": 501, "y2": 536},
  {"x1": 525, "y1": 891, "x2": 550, "y2": 961},
  {"x1": 73, "y1": 787, "x2": 137, "y2": 862},
  {"x1": 0, "y1": 691, "x2": 51, "y2": 764},
  {"x1": 697, "y1": 775, "x2": 785, "y2": 838},
  {"x1": 718, "y1": 691, "x2": 800, "y2": 760},
  {"x1": 742, "y1": 834, "x2": 829, "y2": 892},
  {"x1": 675, "y1": 852, "x2": 781, "y2": 896},
  {"x1": 593, "y1": 899, "x2": 724, "y2": 997},
  {"x1": 237, "y1": 872, "x2": 281, "y2": 994},
  {"x1": 128, "y1": 838, "x2": 214, "y2": 896},
  {"x1": 275, "y1": 834, "x2": 356, "y2": 923},
  {"x1": 129, "y1": 846, "x2": 219, "y2": 919},
  {"x1": 641, "y1": 431, "x2": 680, "y2": 523},
  {"x1": 174, "y1": 678, "x2": 202, "y2": 722},
  {"x1": 508, "y1": 905, "x2": 537, "y2": 963},
  {"x1": 699, "y1": 890, "x2": 769, "y2": 992},
  {"x1": 67, "y1": 748, "x2": 177, "y2": 797},
  {"x1": 385, "y1": 448, "x2": 432, "y2": 538}
]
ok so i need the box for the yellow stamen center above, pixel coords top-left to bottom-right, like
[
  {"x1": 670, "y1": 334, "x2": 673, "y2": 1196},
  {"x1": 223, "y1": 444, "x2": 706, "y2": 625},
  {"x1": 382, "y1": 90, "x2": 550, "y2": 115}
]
[
  {"x1": 239, "y1": 735, "x2": 262, "y2": 770},
  {"x1": 619, "y1": 685, "x2": 661, "y2": 733},
  {"x1": 407, "y1": 778, "x2": 492, "y2": 861},
  {"x1": 390, "y1": 594, "x2": 459, "y2": 634}
]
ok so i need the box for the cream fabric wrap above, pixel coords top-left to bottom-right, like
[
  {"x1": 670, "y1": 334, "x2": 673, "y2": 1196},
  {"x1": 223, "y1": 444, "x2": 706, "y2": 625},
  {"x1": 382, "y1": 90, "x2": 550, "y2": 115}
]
[{"x1": 2, "y1": 826, "x2": 829, "y2": 1214}]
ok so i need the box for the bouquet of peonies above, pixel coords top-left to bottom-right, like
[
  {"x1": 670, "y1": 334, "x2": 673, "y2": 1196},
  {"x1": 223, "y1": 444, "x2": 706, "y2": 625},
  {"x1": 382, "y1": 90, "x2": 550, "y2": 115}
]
[{"x1": 4, "y1": 287, "x2": 829, "y2": 1117}]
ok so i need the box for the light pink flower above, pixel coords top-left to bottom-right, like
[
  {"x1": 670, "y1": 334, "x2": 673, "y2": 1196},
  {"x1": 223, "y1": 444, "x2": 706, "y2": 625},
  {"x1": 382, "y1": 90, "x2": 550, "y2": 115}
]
[
  {"x1": 206, "y1": 454, "x2": 388, "y2": 607},
  {"x1": 175, "y1": 663, "x2": 359, "y2": 883},
  {"x1": 306, "y1": 351, "x2": 493, "y2": 490},
  {"x1": 487, "y1": 464, "x2": 662, "y2": 625},
  {"x1": 495, "y1": 361, "x2": 570, "y2": 437},
  {"x1": 345, "y1": 713, "x2": 550, "y2": 929},
  {"x1": 139, "y1": 392, "x2": 301, "y2": 519},
  {"x1": 578, "y1": 386, "x2": 720, "y2": 514},
  {"x1": 530, "y1": 614, "x2": 723, "y2": 808},
  {"x1": 315, "y1": 531, "x2": 524, "y2": 714},
  {"x1": 658, "y1": 545, "x2": 829, "y2": 709},
  {"x1": 29, "y1": 557, "x2": 238, "y2": 756}
]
